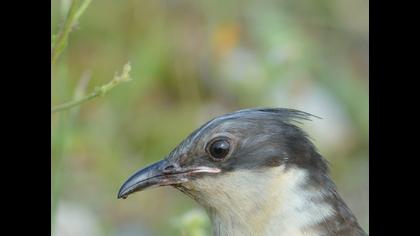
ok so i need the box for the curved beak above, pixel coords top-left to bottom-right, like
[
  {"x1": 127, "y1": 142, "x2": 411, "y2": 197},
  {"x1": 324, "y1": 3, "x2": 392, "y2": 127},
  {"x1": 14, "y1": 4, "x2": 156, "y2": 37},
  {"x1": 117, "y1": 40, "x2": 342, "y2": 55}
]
[{"x1": 117, "y1": 159, "x2": 220, "y2": 199}]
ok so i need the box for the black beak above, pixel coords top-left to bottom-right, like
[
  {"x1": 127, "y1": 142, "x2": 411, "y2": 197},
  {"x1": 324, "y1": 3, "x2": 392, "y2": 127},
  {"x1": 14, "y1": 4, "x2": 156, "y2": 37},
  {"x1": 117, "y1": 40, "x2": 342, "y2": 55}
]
[
  {"x1": 117, "y1": 159, "x2": 221, "y2": 199},
  {"x1": 118, "y1": 159, "x2": 174, "y2": 199}
]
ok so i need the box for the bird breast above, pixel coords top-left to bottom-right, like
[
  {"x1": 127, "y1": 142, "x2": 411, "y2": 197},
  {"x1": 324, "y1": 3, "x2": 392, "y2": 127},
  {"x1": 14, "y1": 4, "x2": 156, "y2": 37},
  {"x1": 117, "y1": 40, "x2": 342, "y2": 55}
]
[{"x1": 182, "y1": 166, "x2": 336, "y2": 236}]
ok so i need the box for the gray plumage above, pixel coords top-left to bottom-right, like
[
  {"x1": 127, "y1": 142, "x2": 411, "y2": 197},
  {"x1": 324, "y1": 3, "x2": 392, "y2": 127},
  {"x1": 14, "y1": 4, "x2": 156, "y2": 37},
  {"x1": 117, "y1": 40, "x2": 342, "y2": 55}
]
[{"x1": 118, "y1": 108, "x2": 367, "y2": 236}]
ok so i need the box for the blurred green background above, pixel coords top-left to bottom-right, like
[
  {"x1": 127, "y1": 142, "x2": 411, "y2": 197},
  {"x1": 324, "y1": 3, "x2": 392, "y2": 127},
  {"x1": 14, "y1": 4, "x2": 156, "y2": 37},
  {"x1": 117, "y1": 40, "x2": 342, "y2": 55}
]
[{"x1": 51, "y1": 0, "x2": 368, "y2": 235}]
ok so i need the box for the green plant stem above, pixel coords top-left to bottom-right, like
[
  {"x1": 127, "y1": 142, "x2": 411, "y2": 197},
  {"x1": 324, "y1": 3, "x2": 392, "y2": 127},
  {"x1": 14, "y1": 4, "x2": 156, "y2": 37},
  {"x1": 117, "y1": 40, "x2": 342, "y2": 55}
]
[
  {"x1": 74, "y1": 0, "x2": 93, "y2": 21},
  {"x1": 51, "y1": 63, "x2": 132, "y2": 113},
  {"x1": 52, "y1": 92, "x2": 98, "y2": 113},
  {"x1": 51, "y1": 0, "x2": 93, "y2": 66},
  {"x1": 51, "y1": 70, "x2": 92, "y2": 234},
  {"x1": 51, "y1": 0, "x2": 79, "y2": 66},
  {"x1": 51, "y1": 113, "x2": 67, "y2": 233}
]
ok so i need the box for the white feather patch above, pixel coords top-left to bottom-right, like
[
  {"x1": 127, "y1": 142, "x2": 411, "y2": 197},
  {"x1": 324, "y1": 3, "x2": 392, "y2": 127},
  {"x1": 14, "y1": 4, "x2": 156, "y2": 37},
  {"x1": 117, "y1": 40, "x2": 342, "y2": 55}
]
[{"x1": 187, "y1": 166, "x2": 335, "y2": 236}]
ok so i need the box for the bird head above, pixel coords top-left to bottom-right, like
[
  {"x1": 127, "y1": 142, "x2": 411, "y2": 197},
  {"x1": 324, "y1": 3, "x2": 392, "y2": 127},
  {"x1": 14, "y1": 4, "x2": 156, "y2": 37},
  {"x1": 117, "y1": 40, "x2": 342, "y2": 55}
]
[
  {"x1": 117, "y1": 108, "x2": 327, "y2": 201},
  {"x1": 118, "y1": 108, "x2": 366, "y2": 235}
]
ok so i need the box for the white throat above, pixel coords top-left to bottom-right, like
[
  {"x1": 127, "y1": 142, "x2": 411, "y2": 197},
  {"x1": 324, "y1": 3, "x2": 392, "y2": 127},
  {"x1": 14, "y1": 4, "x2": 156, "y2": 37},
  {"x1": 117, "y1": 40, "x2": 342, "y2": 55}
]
[{"x1": 186, "y1": 166, "x2": 335, "y2": 236}]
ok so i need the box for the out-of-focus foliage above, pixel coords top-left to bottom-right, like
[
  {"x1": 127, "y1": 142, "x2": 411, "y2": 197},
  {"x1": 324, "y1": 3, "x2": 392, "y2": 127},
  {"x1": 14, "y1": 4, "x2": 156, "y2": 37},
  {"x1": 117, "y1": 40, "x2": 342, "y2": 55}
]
[{"x1": 51, "y1": 0, "x2": 368, "y2": 235}]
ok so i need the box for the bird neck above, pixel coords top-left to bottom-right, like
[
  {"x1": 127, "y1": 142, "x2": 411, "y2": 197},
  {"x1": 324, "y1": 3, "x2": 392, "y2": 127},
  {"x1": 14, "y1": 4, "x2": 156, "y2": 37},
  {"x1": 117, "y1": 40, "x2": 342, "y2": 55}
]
[{"x1": 190, "y1": 166, "x2": 364, "y2": 236}]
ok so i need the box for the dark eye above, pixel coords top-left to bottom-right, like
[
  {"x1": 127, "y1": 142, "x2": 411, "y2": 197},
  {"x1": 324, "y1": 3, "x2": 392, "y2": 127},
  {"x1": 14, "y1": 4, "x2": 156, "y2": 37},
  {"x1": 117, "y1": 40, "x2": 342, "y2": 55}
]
[{"x1": 207, "y1": 139, "x2": 230, "y2": 160}]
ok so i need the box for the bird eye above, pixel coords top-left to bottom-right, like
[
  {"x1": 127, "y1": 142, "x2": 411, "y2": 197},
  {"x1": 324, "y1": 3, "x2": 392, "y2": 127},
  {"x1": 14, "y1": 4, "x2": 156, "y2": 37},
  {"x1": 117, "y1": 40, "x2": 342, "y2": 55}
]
[{"x1": 207, "y1": 138, "x2": 230, "y2": 161}]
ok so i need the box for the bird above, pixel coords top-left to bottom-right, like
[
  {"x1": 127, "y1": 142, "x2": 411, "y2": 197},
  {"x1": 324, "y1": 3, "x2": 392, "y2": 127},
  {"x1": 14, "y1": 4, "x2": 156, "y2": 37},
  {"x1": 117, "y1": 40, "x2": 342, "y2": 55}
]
[{"x1": 118, "y1": 108, "x2": 367, "y2": 236}]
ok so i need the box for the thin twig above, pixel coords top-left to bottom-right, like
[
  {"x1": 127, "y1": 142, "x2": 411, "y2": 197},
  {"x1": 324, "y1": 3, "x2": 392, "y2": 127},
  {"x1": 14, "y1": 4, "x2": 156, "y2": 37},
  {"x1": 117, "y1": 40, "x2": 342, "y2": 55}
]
[
  {"x1": 51, "y1": 0, "x2": 93, "y2": 66},
  {"x1": 74, "y1": 0, "x2": 93, "y2": 21},
  {"x1": 51, "y1": 63, "x2": 132, "y2": 113}
]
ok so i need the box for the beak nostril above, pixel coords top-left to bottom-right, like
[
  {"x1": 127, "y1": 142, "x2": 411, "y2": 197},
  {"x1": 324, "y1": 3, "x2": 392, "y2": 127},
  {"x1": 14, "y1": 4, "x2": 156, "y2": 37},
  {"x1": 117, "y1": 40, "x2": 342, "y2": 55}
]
[{"x1": 163, "y1": 165, "x2": 175, "y2": 172}]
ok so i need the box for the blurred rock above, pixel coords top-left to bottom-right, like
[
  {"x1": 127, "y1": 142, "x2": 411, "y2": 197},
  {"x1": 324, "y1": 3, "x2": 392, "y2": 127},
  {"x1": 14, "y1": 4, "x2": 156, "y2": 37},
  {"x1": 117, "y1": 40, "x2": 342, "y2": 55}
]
[{"x1": 53, "y1": 201, "x2": 102, "y2": 236}]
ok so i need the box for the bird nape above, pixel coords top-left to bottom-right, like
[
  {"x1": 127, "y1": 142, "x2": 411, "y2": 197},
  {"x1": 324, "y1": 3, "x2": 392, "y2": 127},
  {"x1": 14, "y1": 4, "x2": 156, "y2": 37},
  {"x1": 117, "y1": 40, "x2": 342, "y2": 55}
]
[{"x1": 118, "y1": 108, "x2": 367, "y2": 236}]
